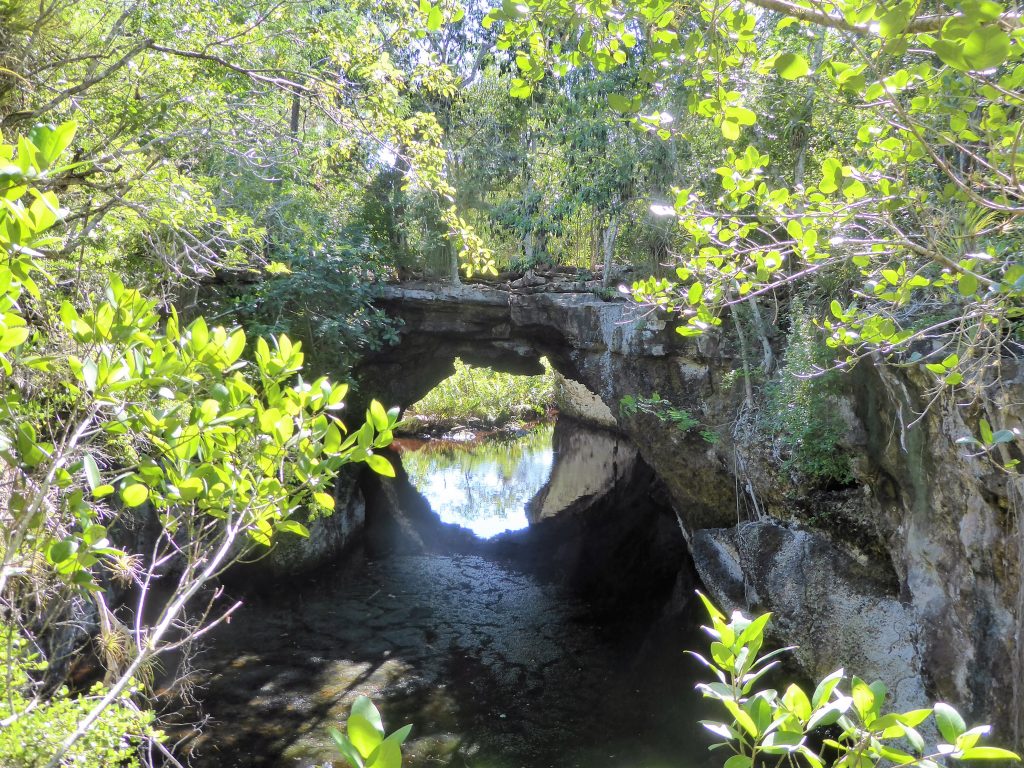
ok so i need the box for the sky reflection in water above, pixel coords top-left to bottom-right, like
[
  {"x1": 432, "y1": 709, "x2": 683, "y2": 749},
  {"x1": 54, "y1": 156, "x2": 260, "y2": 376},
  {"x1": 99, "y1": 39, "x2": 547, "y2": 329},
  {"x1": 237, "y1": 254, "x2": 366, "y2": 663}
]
[{"x1": 396, "y1": 425, "x2": 554, "y2": 537}]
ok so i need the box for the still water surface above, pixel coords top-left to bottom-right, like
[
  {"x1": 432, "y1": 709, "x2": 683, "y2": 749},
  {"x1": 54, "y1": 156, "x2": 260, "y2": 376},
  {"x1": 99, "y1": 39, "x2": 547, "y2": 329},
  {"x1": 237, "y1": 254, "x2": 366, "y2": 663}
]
[
  {"x1": 394, "y1": 426, "x2": 555, "y2": 537},
  {"x1": 181, "y1": 424, "x2": 714, "y2": 768}
]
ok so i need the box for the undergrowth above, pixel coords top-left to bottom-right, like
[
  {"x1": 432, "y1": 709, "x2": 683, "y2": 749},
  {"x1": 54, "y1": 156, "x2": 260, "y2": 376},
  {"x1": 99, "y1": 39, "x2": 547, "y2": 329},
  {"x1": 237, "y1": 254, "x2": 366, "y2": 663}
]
[
  {"x1": 405, "y1": 358, "x2": 556, "y2": 426},
  {"x1": 0, "y1": 624, "x2": 161, "y2": 768},
  {"x1": 765, "y1": 306, "x2": 854, "y2": 487}
]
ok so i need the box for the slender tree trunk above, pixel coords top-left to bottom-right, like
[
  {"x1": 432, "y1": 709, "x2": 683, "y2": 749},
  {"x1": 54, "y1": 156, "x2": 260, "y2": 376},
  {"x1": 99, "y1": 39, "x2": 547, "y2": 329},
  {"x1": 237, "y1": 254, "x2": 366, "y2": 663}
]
[
  {"x1": 746, "y1": 295, "x2": 775, "y2": 372},
  {"x1": 602, "y1": 210, "x2": 619, "y2": 287},
  {"x1": 729, "y1": 303, "x2": 755, "y2": 405},
  {"x1": 448, "y1": 241, "x2": 461, "y2": 285},
  {"x1": 793, "y1": 30, "x2": 826, "y2": 189},
  {"x1": 289, "y1": 86, "x2": 301, "y2": 134}
]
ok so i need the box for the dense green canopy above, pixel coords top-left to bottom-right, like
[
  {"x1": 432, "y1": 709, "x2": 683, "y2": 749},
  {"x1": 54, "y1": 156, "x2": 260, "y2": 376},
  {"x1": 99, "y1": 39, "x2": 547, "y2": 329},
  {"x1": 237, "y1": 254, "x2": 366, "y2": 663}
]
[{"x1": 1, "y1": 0, "x2": 1023, "y2": 762}]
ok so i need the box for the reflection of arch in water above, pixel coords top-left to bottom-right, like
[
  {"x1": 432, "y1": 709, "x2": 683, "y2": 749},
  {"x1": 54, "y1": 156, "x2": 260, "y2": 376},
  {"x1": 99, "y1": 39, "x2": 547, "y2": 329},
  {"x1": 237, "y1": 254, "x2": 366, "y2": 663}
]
[
  {"x1": 396, "y1": 424, "x2": 556, "y2": 538},
  {"x1": 526, "y1": 419, "x2": 637, "y2": 523}
]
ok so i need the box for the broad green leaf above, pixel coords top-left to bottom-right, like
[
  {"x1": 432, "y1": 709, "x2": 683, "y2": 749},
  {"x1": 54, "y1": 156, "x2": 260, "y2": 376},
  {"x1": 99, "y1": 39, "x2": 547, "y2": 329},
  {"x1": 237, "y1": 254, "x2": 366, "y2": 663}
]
[
  {"x1": 82, "y1": 454, "x2": 101, "y2": 490},
  {"x1": 367, "y1": 740, "x2": 401, "y2": 768},
  {"x1": 426, "y1": 4, "x2": 443, "y2": 29},
  {"x1": 963, "y1": 26, "x2": 1010, "y2": 70},
  {"x1": 366, "y1": 453, "x2": 395, "y2": 477},
  {"x1": 352, "y1": 696, "x2": 385, "y2": 733},
  {"x1": 724, "y1": 756, "x2": 752, "y2": 768},
  {"x1": 960, "y1": 747, "x2": 1021, "y2": 760},
  {"x1": 276, "y1": 520, "x2": 310, "y2": 537},
  {"x1": 369, "y1": 400, "x2": 389, "y2": 432},
  {"x1": 775, "y1": 53, "x2": 810, "y2": 79},
  {"x1": 382, "y1": 724, "x2": 413, "y2": 747},
  {"x1": 783, "y1": 683, "x2": 812, "y2": 721},
  {"x1": 812, "y1": 668, "x2": 844, "y2": 709},
  {"x1": 959, "y1": 273, "x2": 978, "y2": 296},
  {"x1": 314, "y1": 491, "x2": 336, "y2": 510},
  {"x1": 935, "y1": 702, "x2": 967, "y2": 743},
  {"x1": 329, "y1": 728, "x2": 364, "y2": 768},
  {"x1": 348, "y1": 714, "x2": 383, "y2": 758},
  {"x1": 609, "y1": 93, "x2": 633, "y2": 113},
  {"x1": 121, "y1": 483, "x2": 149, "y2": 507},
  {"x1": 49, "y1": 539, "x2": 76, "y2": 563}
]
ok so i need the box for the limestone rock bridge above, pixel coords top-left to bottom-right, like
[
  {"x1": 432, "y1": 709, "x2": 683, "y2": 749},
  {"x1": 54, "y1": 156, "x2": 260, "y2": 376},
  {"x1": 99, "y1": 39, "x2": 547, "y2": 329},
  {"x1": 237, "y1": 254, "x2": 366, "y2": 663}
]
[
  {"x1": 356, "y1": 279, "x2": 732, "y2": 529},
  {"x1": 352, "y1": 279, "x2": 1024, "y2": 747}
]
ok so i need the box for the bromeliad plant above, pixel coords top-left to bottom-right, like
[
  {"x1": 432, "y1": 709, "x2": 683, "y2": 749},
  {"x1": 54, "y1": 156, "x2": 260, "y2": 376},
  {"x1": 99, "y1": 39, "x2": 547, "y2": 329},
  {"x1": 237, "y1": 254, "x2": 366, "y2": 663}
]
[
  {"x1": 691, "y1": 594, "x2": 1020, "y2": 768},
  {"x1": 329, "y1": 696, "x2": 413, "y2": 768}
]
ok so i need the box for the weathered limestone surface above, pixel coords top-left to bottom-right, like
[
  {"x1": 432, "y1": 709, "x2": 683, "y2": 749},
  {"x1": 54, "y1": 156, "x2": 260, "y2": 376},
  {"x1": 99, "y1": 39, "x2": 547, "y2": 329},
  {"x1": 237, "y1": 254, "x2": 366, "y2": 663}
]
[
  {"x1": 691, "y1": 522, "x2": 927, "y2": 712},
  {"x1": 552, "y1": 372, "x2": 618, "y2": 428},
  {"x1": 358, "y1": 280, "x2": 1024, "y2": 746}
]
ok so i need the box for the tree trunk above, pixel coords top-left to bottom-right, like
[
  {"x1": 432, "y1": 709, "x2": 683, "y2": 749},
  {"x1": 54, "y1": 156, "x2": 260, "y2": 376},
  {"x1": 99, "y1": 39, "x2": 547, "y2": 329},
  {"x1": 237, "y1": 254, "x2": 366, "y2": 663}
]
[{"x1": 602, "y1": 211, "x2": 619, "y2": 287}]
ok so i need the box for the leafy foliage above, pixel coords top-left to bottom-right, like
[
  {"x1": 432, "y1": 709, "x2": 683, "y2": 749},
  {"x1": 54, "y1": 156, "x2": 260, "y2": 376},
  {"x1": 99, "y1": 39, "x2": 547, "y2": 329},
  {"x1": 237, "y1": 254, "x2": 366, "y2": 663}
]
[
  {"x1": 489, "y1": 0, "x2": 1024, "y2": 457},
  {"x1": 620, "y1": 392, "x2": 719, "y2": 442},
  {"x1": 328, "y1": 696, "x2": 413, "y2": 768},
  {"x1": 405, "y1": 357, "x2": 555, "y2": 426},
  {"x1": 691, "y1": 593, "x2": 1021, "y2": 768},
  {"x1": 765, "y1": 309, "x2": 854, "y2": 485},
  {"x1": 0, "y1": 625, "x2": 159, "y2": 768},
  {"x1": 0, "y1": 123, "x2": 399, "y2": 763}
]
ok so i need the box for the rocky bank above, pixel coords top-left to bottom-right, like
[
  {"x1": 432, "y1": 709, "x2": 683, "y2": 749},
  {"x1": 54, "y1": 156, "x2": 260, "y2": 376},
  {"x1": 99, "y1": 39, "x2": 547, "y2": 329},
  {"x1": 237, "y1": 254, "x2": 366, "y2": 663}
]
[{"x1": 352, "y1": 277, "x2": 1024, "y2": 747}]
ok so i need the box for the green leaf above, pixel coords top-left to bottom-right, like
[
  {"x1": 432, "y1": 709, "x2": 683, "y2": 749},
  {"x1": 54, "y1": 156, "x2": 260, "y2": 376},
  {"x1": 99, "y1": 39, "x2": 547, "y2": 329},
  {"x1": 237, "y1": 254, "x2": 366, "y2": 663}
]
[
  {"x1": 724, "y1": 756, "x2": 752, "y2": 768},
  {"x1": 960, "y1": 747, "x2": 1022, "y2": 760},
  {"x1": 368, "y1": 400, "x2": 389, "y2": 432},
  {"x1": 426, "y1": 5, "x2": 443, "y2": 31},
  {"x1": 348, "y1": 714, "x2": 383, "y2": 758},
  {"x1": 276, "y1": 520, "x2": 310, "y2": 537},
  {"x1": 775, "y1": 53, "x2": 810, "y2": 79},
  {"x1": 366, "y1": 453, "x2": 395, "y2": 477},
  {"x1": 959, "y1": 273, "x2": 979, "y2": 296},
  {"x1": 736, "y1": 612, "x2": 771, "y2": 647},
  {"x1": 935, "y1": 702, "x2": 967, "y2": 744},
  {"x1": 383, "y1": 724, "x2": 413, "y2": 747},
  {"x1": 329, "y1": 727, "x2": 365, "y2": 768},
  {"x1": 697, "y1": 591, "x2": 726, "y2": 623},
  {"x1": 931, "y1": 40, "x2": 970, "y2": 71},
  {"x1": 49, "y1": 539, "x2": 76, "y2": 564},
  {"x1": 963, "y1": 26, "x2": 1010, "y2": 70},
  {"x1": 367, "y1": 740, "x2": 402, "y2": 768},
  {"x1": 609, "y1": 93, "x2": 633, "y2": 113},
  {"x1": 783, "y1": 683, "x2": 812, "y2": 721},
  {"x1": 812, "y1": 668, "x2": 844, "y2": 709},
  {"x1": 314, "y1": 491, "x2": 336, "y2": 510},
  {"x1": 82, "y1": 454, "x2": 101, "y2": 490},
  {"x1": 352, "y1": 696, "x2": 385, "y2": 733},
  {"x1": 852, "y1": 677, "x2": 876, "y2": 723},
  {"x1": 121, "y1": 483, "x2": 149, "y2": 507}
]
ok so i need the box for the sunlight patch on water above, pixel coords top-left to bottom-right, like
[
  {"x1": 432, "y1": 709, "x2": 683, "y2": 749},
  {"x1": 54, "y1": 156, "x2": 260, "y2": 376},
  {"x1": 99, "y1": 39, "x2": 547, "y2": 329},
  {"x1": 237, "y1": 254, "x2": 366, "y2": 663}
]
[{"x1": 395, "y1": 425, "x2": 554, "y2": 537}]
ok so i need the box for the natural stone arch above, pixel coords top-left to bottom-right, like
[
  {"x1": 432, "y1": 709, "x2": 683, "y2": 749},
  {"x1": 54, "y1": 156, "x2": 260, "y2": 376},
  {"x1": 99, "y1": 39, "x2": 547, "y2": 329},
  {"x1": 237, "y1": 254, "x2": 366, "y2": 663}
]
[
  {"x1": 352, "y1": 280, "x2": 740, "y2": 535},
  {"x1": 354, "y1": 283, "x2": 591, "y2": 414}
]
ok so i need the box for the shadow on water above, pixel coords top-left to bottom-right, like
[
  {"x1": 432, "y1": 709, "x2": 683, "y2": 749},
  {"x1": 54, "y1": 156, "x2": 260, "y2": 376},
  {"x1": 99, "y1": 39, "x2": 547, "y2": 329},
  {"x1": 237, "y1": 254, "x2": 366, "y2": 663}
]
[{"x1": 173, "y1": 418, "x2": 721, "y2": 768}]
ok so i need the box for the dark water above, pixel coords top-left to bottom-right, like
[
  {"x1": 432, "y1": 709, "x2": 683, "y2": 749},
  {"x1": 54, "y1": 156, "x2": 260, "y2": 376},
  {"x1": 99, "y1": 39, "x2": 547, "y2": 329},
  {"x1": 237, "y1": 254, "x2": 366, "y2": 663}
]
[{"x1": 178, "y1": 423, "x2": 716, "y2": 768}]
